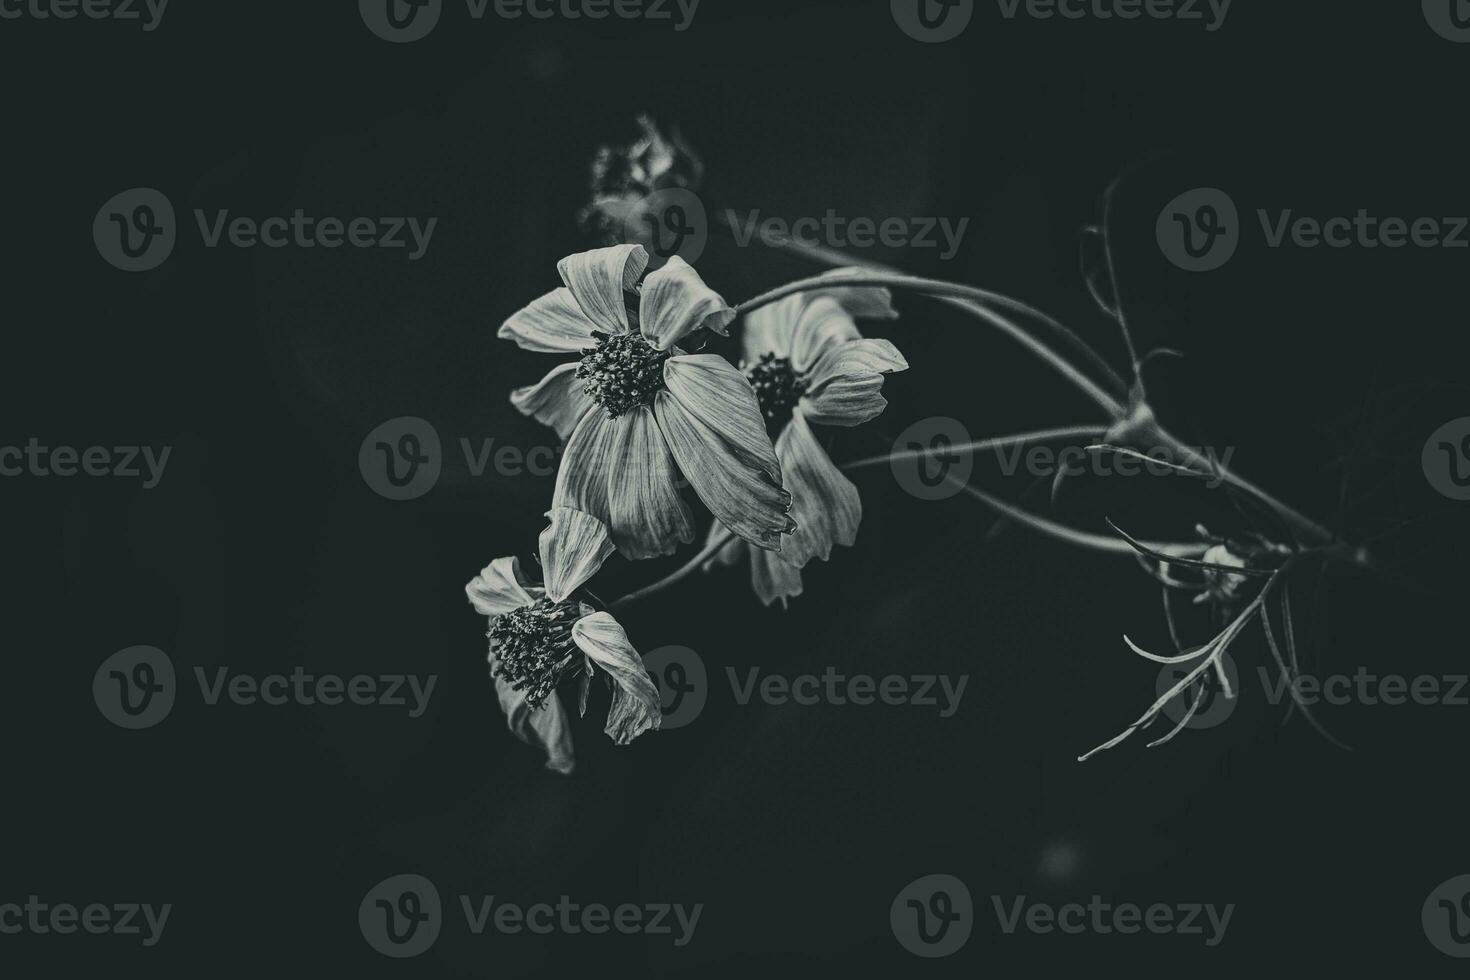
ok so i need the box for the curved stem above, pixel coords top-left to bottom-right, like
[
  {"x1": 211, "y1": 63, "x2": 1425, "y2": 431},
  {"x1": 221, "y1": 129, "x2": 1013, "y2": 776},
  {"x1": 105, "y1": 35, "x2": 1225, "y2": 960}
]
[
  {"x1": 610, "y1": 527, "x2": 734, "y2": 610},
  {"x1": 842, "y1": 426, "x2": 1105, "y2": 472},
  {"x1": 737, "y1": 272, "x2": 1128, "y2": 420},
  {"x1": 716, "y1": 209, "x2": 1130, "y2": 401}
]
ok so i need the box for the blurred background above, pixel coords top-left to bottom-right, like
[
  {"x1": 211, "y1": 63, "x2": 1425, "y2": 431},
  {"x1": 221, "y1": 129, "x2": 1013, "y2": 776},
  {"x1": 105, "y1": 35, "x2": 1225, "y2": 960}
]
[{"x1": 3, "y1": 0, "x2": 1469, "y2": 974}]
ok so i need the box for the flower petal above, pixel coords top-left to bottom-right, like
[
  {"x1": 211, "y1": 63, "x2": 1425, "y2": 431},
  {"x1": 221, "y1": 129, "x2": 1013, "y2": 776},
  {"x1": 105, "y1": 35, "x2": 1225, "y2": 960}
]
[
  {"x1": 552, "y1": 407, "x2": 620, "y2": 522},
  {"x1": 776, "y1": 412, "x2": 862, "y2": 567},
  {"x1": 499, "y1": 287, "x2": 602, "y2": 353},
  {"x1": 639, "y1": 256, "x2": 737, "y2": 351},
  {"x1": 662, "y1": 355, "x2": 782, "y2": 482},
  {"x1": 654, "y1": 390, "x2": 794, "y2": 552},
  {"x1": 801, "y1": 339, "x2": 909, "y2": 427},
  {"x1": 605, "y1": 406, "x2": 695, "y2": 559},
  {"x1": 466, "y1": 557, "x2": 535, "y2": 616},
  {"x1": 558, "y1": 244, "x2": 649, "y2": 335},
  {"x1": 739, "y1": 294, "x2": 804, "y2": 363},
  {"x1": 570, "y1": 611, "x2": 662, "y2": 745},
  {"x1": 492, "y1": 672, "x2": 576, "y2": 775},
  {"x1": 750, "y1": 548, "x2": 804, "y2": 608},
  {"x1": 790, "y1": 297, "x2": 861, "y2": 372},
  {"x1": 539, "y1": 507, "x2": 616, "y2": 602},
  {"x1": 510, "y1": 363, "x2": 595, "y2": 441}
]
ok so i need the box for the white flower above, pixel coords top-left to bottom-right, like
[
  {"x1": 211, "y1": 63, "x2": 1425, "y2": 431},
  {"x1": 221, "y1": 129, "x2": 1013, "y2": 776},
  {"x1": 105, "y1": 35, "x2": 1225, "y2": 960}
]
[
  {"x1": 501, "y1": 245, "x2": 795, "y2": 589},
  {"x1": 466, "y1": 508, "x2": 662, "y2": 775},
  {"x1": 704, "y1": 282, "x2": 908, "y2": 606}
]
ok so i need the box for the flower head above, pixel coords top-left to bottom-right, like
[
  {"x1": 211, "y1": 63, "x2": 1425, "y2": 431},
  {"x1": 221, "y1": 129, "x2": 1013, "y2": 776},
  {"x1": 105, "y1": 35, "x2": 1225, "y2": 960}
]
[
  {"x1": 704, "y1": 277, "x2": 908, "y2": 606},
  {"x1": 501, "y1": 245, "x2": 796, "y2": 587},
  {"x1": 579, "y1": 114, "x2": 704, "y2": 248},
  {"x1": 466, "y1": 508, "x2": 662, "y2": 775}
]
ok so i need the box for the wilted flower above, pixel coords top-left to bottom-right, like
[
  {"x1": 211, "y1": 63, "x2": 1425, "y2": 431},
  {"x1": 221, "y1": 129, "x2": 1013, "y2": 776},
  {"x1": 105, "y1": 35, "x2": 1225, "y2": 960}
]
[
  {"x1": 704, "y1": 283, "x2": 908, "y2": 606},
  {"x1": 501, "y1": 244, "x2": 795, "y2": 587},
  {"x1": 580, "y1": 114, "x2": 704, "y2": 247},
  {"x1": 466, "y1": 508, "x2": 662, "y2": 775}
]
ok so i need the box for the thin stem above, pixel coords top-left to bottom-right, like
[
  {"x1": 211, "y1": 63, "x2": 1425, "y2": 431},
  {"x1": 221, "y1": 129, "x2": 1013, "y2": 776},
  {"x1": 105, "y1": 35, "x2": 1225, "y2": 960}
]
[
  {"x1": 610, "y1": 527, "x2": 734, "y2": 610},
  {"x1": 736, "y1": 272, "x2": 1127, "y2": 420},
  {"x1": 841, "y1": 426, "x2": 1105, "y2": 472},
  {"x1": 1099, "y1": 179, "x2": 1144, "y2": 391}
]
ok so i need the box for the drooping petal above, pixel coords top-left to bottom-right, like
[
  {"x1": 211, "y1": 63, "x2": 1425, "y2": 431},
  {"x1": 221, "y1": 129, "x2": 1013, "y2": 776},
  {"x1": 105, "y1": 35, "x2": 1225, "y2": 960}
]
[
  {"x1": 539, "y1": 507, "x2": 616, "y2": 602},
  {"x1": 558, "y1": 244, "x2": 649, "y2": 335},
  {"x1": 639, "y1": 256, "x2": 737, "y2": 351},
  {"x1": 700, "y1": 522, "x2": 746, "y2": 571},
  {"x1": 801, "y1": 338, "x2": 909, "y2": 427},
  {"x1": 654, "y1": 390, "x2": 794, "y2": 552},
  {"x1": 790, "y1": 297, "x2": 862, "y2": 372},
  {"x1": 510, "y1": 363, "x2": 595, "y2": 441},
  {"x1": 570, "y1": 611, "x2": 662, "y2": 745},
  {"x1": 605, "y1": 406, "x2": 695, "y2": 559},
  {"x1": 552, "y1": 407, "x2": 621, "y2": 521},
  {"x1": 739, "y1": 294, "x2": 804, "y2": 363},
  {"x1": 499, "y1": 287, "x2": 602, "y2": 353},
  {"x1": 776, "y1": 412, "x2": 862, "y2": 568},
  {"x1": 466, "y1": 557, "x2": 536, "y2": 616},
  {"x1": 662, "y1": 355, "x2": 782, "y2": 481},
  {"x1": 750, "y1": 548, "x2": 804, "y2": 608},
  {"x1": 492, "y1": 671, "x2": 575, "y2": 774},
  {"x1": 814, "y1": 268, "x2": 900, "y2": 321}
]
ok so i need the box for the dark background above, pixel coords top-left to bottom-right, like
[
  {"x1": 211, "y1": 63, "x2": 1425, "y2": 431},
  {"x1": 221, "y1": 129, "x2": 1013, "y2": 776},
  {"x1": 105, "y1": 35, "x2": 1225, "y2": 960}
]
[{"x1": 3, "y1": 0, "x2": 1469, "y2": 974}]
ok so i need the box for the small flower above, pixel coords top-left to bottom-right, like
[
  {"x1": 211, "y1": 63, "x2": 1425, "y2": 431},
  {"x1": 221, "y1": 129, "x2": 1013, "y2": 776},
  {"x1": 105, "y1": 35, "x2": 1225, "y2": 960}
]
[
  {"x1": 579, "y1": 114, "x2": 704, "y2": 247},
  {"x1": 466, "y1": 508, "x2": 662, "y2": 775},
  {"x1": 704, "y1": 281, "x2": 908, "y2": 606},
  {"x1": 501, "y1": 245, "x2": 796, "y2": 588}
]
